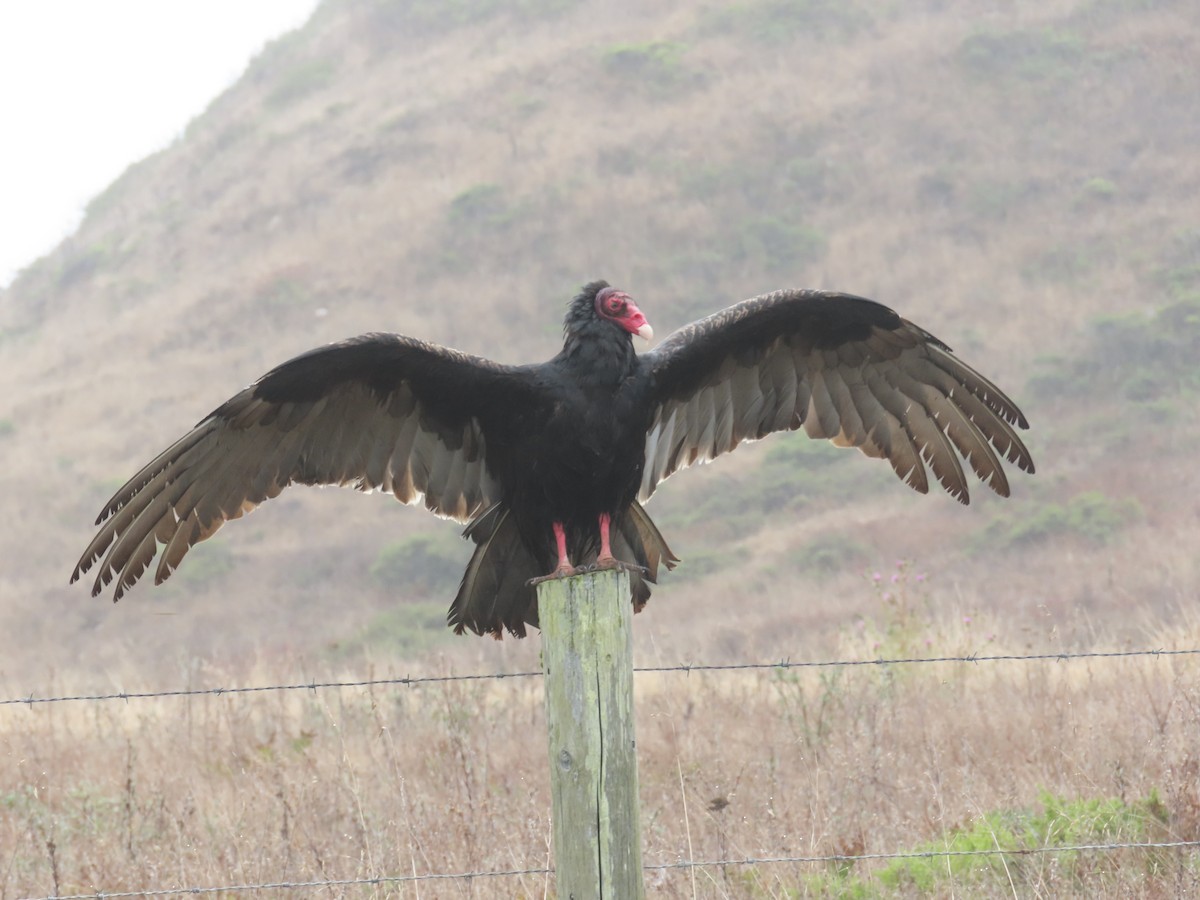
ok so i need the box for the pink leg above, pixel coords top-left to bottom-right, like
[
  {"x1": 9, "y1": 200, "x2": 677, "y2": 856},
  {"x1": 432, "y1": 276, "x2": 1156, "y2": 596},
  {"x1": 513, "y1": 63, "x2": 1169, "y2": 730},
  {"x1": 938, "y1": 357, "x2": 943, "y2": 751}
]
[
  {"x1": 593, "y1": 513, "x2": 646, "y2": 574},
  {"x1": 597, "y1": 513, "x2": 617, "y2": 565},
  {"x1": 528, "y1": 522, "x2": 579, "y2": 585},
  {"x1": 552, "y1": 521, "x2": 574, "y2": 575}
]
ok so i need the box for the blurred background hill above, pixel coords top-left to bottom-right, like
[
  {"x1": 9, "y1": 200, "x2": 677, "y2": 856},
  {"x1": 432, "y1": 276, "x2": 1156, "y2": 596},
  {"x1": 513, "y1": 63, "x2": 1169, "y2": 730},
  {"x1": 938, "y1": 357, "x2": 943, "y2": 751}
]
[{"x1": 1, "y1": 0, "x2": 1197, "y2": 688}]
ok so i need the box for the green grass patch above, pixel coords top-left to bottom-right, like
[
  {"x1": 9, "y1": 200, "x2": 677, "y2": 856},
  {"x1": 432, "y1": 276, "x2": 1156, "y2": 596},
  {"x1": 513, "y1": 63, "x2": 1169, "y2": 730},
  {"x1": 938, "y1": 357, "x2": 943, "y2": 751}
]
[
  {"x1": 439, "y1": 182, "x2": 540, "y2": 273},
  {"x1": 1080, "y1": 176, "x2": 1118, "y2": 200},
  {"x1": 737, "y1": 216, "x2": 826, "y2": 276},
  {"x1": 974, "y1": 490, "x2": 1142, "y2": 551},
  {"x1": 1155, "y1": 228, "x2": 1200, "y2": 303},
  {"x1": 1021, "y1": 241, "x2": 1100, "y2": 285},
  {"x1": 358, "y1": 0, "x2": 578, "y2": 36},
  {"x1": 965, "y1": 177, "x2": 1037, "y2": 221},
  {"x1": 252, "y1": 276, "x2": 313, "y2": 312},
  {"x1": 957, "y1": 28, "x2": 1088, "y2": 83},
  {"x1": 55, "y1": 243, "x2": 111, "y2": 291},
  {"x1": 371, "y1": 531, "x2": 467, "y2": 596},
  {"x1": 172, "y1": 541, "x2": 236, "y2": 589},
  {"x1": 331, "y1": 600, "x2": 453, "y2": 658},
  {"x1": 448, "y1": 183, "x2": 517, "y2": 231},
  {"x1": 792, "y1": 532, "x2": 871, "y2": 576},
  {"x1": 1028, "y1": 297, "x2": 1200, "y2": 403},
  {"x1": 655, "y1": 433, "x2": 894, "y2": 545},
  {"x1": 669, "y1": 145, "x2": 834, "y2": 283},
  {"x1": 265, "y1": 57, "x2": 337, "y2": 108},
  {"x1": 600, "y1": 41, "x2": 693, "y2": 95},
  {"x1": 703, "y1": 0, "x2": 868, "y2": 44},
  {"x1": 804, "y1": 790, "x2": 1170, "y2": 895}
]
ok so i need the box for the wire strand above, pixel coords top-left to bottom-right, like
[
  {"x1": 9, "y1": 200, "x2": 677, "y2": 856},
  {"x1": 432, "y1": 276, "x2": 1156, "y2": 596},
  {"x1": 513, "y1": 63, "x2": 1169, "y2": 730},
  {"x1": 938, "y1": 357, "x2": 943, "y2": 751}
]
[
  {"x1": 16, "y1": 866, "x2": 552, "y2": 900},
  {"x1": 18, "y1": 840, "x2": 1200, "y2": 899},
  {"x1": 645, "y1": 839, "x2": 1200, "y2": 869},
  {"x1": 4, "y1": 647, "x2": 1198, "y2": 708}
]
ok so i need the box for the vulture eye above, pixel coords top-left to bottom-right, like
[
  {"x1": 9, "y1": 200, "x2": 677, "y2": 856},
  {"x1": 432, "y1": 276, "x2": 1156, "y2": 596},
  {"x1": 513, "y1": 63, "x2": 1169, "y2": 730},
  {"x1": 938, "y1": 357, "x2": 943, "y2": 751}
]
[{"x1": 605, "y1": 294, "x2": 625, "y2": 315}]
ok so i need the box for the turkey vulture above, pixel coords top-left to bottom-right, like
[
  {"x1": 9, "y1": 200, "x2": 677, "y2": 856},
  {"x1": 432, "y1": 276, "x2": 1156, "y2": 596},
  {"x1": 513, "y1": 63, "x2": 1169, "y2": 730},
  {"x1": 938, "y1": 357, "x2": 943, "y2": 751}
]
[{"x1": 72, "y1": 281, "x2": 1034, "y2": 637}]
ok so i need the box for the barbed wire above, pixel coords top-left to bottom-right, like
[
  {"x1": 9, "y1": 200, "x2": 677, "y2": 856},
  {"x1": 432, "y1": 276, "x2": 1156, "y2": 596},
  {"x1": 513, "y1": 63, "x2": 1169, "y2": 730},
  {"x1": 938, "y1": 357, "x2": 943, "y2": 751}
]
[
  {"x1": 18, "y1": 840, "x2": 1200, "y2": 899},
  {"x1": 636, "y1": 647, "x2": 1200, "y2": 674},
  {"x1": 4, "y1": 647, "x2": 1199, "y2": 709},
  {"x1": 646, "y1": 839, "x2": 1200, "y2": 869},
  {"x1": 15, "y1": 866, "x2": 552, "y2": 900},
  {"x1": 0, "y1": 670, "x2": 541, "y2": 708}
]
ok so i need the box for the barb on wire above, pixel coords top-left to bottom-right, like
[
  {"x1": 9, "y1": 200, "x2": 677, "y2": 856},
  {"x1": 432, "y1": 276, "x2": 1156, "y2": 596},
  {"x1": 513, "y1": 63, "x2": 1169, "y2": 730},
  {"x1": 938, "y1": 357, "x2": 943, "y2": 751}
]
[
  {"x1": 18, "y1": 840, "x2": 1200, "y2": 900},
  {"x1": 4, "y1": 647, "x2": 1200, "y2": 708}
]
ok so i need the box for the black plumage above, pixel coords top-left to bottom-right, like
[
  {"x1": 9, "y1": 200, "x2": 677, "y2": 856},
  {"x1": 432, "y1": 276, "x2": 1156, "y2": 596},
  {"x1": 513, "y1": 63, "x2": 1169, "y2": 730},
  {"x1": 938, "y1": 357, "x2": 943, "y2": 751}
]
[{"x1": 72, "y1": 281, "x2": 1035, "y2": 637}]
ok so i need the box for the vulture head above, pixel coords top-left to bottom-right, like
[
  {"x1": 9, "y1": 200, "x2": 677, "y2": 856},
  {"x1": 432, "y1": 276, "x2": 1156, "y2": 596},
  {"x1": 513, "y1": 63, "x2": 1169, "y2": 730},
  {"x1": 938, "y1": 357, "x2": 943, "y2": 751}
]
[{"x1": 565, "y1": 281, "x2": 654, "y2": 345}]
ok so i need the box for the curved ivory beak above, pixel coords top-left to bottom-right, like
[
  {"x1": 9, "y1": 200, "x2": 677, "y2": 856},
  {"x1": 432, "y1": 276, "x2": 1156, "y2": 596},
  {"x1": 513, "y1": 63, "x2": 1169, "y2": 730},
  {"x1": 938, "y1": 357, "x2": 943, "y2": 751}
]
[{"x1": 636, "y1": 322, "x2": 654, "y2": 342}]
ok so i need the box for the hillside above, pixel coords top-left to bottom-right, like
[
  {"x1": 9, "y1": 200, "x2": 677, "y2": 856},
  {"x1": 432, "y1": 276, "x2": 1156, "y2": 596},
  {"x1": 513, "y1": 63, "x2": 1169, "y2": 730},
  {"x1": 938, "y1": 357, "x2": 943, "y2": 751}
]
[{"x1": 1, "y1": 0, "x2": 1198, "y2": 686}]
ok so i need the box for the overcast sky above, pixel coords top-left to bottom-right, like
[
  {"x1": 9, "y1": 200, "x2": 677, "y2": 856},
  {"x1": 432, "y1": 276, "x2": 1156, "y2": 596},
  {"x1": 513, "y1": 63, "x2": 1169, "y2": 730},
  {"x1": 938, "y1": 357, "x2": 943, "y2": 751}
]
[{"x1": 0, "y1": 1, "x2": 319, "y2": 287}]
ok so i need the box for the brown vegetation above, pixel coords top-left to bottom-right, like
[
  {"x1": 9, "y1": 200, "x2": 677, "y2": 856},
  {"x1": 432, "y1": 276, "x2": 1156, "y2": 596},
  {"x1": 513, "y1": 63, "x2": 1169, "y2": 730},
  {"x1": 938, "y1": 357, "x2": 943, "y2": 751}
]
[
  {"x1": 5, "y1": 597, "x2": 1200, "y2": 896},
  {"x1": 2, "y1": 0, "x2": 1199, "y2": 894}
]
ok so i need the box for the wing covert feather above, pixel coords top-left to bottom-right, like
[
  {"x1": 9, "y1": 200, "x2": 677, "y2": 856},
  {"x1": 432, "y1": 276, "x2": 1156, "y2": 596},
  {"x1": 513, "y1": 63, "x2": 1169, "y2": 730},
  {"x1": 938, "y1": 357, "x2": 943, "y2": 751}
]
[
  {"x1": 74, "y1": 334, "x2": 533, "y2": 600},
  {"x1": 638, "y1": 289, "x2": 1033, "y2": 502}
]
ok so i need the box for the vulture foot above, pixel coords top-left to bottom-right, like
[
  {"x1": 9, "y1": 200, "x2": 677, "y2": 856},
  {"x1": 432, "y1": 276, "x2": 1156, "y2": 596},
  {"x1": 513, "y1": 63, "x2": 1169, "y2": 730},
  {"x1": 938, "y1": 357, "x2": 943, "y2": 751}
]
[
  {"x1": 527, "y1": 564, "x2": 579, "y2": 586},
  {"x1": 588, "y1": 557, "x2": 648, "y2": 576}
]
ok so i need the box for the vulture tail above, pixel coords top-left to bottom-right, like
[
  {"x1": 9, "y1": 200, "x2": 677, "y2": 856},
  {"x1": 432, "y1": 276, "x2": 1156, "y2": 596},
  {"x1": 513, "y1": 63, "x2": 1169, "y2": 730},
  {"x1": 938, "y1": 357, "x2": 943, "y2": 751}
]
[
  {"x1": 615, "y1": 502, "x2": 680, "y2": 612},
  {"x1": 449, "y1": 505, "x2": 539, "y2": 639},
  {"x1": 447, "y1": 501, "x2": 680, "y2": 639}
]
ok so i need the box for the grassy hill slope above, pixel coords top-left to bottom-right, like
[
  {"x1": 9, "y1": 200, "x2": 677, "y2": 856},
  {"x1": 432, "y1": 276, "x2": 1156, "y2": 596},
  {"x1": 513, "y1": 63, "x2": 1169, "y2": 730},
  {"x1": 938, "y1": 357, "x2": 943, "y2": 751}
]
[{"x1": 1, "y1": 0, "x2": 1197, "y2": 682}]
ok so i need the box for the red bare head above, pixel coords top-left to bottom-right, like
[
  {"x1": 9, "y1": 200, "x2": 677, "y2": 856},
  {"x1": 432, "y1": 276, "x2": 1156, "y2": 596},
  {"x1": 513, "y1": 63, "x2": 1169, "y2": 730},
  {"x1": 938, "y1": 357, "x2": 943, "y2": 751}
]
[{"x1": 595, "y1": 286, "x2": 654, "y2": 342}]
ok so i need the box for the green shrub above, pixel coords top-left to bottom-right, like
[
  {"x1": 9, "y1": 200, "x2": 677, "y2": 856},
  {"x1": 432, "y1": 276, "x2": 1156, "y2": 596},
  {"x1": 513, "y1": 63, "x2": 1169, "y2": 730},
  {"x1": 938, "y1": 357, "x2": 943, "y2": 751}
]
[
  {"x1": 174, "y1": 541, "x2": 236, "y2": 589},
  {"x1": 55, "y1": 243, "x2": 110, "y2": 291},
  {"x1": 0, "y1": 419, "x2": 14, "y2": 439},
  {"x1": 1073, "y1": 0, "x2": 1181, "y2": 24},
  {"x1": 878, "y1": 790, "x2": 1168, "y2": 892},
  {"x1": 448, "y1": 183, "x2": 515, "y2": 230},
  {"x1": 600, "y1": 41, "x2": 693, "y2": 95},
  {"x1": 669, "y1": 147, "x2": 834, "y2": 286},
  {"x1": 737, "y1": 216, "x2": 826, "y2": 276},
  {"x1": 678, "y1": 152, "x2": 837, "y2": 209},
  {"x1": 358, "y1": 0, "x2": 578, "y2": 36},
  {"x1": 1021, "y1": 242, "x2": 1098, "y2": 285},
  {"x1": 804, "y1": 790, "x2": 1169, "y2": 895},
  {"x1": 265, "y1": 58, "x2": 336, "y2": 108},
  {"x1": 1156, "y1": 228, "x2": 1200, "y2": 303},
  {"x1": 653, "y1": 433, "x2": 892, "y2": 547},
  {"x1": 371, "y1": 531, "x2": 465, "y2": 595},
  {"x1": 1081, "y1": 176, "x2": 1118, "y2": 199},
  {"x1": 704, "y1": 0, "x2": 868, "y2": 44},
  {"x1": 793, "y1": 532, "x2": 871, "y2": 575},
  {"x1": 252, "y1": 276, "x2": 312, "y2": 312},
  {"x1": 966, "y1": 178, "x2": 1036, "y2": 221},
  {"x1": 957, "y1": 28, "x2": 1087, "y2": 83},
  {"x1": 975, "y1": 490, "x2": 1142, "y2": 551},
  {"x1": 666, "y1": 547, "x2": 738, "y2": 583},
  {"x1": 332, "y1": 601, "x2": 453, "y2": 658},
  {"x1": 1028, "y1": 297, "x2": 1200, "y2": 402}
]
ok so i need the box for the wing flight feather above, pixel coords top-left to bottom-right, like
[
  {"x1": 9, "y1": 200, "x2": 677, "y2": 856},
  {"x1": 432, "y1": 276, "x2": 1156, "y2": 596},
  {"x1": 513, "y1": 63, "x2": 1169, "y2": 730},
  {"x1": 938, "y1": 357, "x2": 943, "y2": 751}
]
[
  {"x1": 73, "y1": 335, "x2": 530, "y2": 600},
  {"x1": 638, "y1": 289, "x2": 1033, "y2": 502}
]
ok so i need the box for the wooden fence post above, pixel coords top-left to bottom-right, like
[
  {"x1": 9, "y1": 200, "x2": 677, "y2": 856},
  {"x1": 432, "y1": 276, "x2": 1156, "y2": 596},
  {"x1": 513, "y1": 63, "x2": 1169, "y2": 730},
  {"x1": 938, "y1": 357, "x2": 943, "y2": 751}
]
[{"x1": 537, "y1": 569, "x2": 645, "y2": 900}]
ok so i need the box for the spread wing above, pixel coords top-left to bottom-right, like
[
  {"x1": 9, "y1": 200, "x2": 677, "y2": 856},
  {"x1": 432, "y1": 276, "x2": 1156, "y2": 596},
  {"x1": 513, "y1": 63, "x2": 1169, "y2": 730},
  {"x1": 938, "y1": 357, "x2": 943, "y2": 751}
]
[
  {"x1": 638, "y1": 290, "x2": 1034, "y2": 503},
  {"x1": 73, "y1": 334, "x2": 537, "y2": 600}
]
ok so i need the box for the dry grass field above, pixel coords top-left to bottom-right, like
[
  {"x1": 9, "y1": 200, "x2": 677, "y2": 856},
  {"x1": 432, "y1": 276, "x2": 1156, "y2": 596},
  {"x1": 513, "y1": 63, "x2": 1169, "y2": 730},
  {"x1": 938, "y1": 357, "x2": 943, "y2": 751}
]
[
  {"x1": 2, "y1": 0, "x2": 1200, "y2": 894},
  {"x1": 6, "y1": 599, "x2": 1200, "y2": 897}
]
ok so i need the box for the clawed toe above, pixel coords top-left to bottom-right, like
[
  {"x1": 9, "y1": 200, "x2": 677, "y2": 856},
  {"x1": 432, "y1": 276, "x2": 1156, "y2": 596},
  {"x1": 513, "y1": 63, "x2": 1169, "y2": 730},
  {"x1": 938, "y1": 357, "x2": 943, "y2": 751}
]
[
  {"x1": 527, "y1": 565, "x2": 578, "y2": 586},
  {"x1": 589, "y1": 557, "x2": 648, "y2": 575}
]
